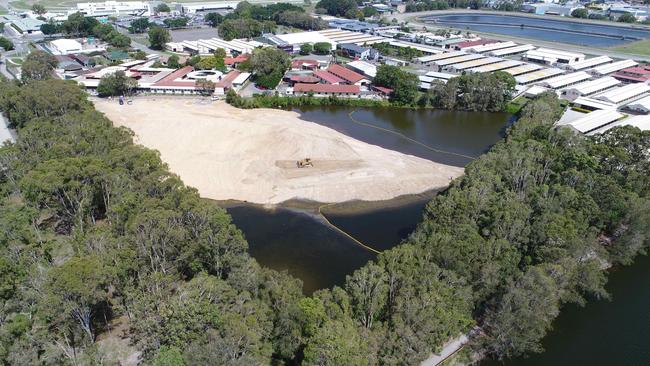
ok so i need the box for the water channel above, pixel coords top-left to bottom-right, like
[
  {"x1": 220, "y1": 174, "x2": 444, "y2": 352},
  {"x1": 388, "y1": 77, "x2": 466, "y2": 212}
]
[{"x1": 425, "y1": 14, "x2": 650, "y2": 47}]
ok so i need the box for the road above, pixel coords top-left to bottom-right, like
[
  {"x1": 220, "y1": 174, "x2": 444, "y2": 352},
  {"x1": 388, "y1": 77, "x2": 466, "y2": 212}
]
[{"x1": 389, "y1": 9, "x2": 650, "y2": 62}]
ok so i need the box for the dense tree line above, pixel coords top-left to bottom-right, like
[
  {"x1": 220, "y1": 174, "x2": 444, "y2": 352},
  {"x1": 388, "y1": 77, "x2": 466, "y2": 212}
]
[
  {"x1": 1, "y1": 78, "x2": 648, "y2": 365},
  {"x1": 215, "y1": 1, "x2": 327, "y2": 40},
  {"x1": 373, "y1": 64, "x2": 420, "y2": 106},
  {"x1": 421, "y1": 71, "x2": 516, "y2": 112},
  {"x1": 58, "y1": 13, "x2": 131, "y2": 48}
]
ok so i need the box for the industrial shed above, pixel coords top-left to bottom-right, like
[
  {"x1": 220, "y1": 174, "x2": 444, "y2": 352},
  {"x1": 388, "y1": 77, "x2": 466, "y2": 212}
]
[
  {"x1": 488, "y1": 44, "x2": 536, "y2": 57},
  {"x1": 566, "y1": 109, "x2": 624, "y2": 134},
  {"x1": 595, "y1": 83, "x2": 650, "y2": 105},
  {"x1": 589, "y1": 59, "x2": 638, "y2": 76},
  {"x1": 538, "y1": 71, "x2": 591, "y2": 89},
  {"x1": 565, "y1": 56, "x2": 612, "y2": 71},
  {"x1": 503, "y1": 63, "x2": 543, "y2": 76},
  {"x1": 467, "y1": 60, "x2": 524, "y2": 73},
  {"x1": 524, "y1": 48, "x2": 585, "y2": 65},
  {"x1": 515, "y1": 68, "x2": 565, "y2": 85},
  {"x1": 562, "y1": 77, "x2": 621, "y2": 101}
]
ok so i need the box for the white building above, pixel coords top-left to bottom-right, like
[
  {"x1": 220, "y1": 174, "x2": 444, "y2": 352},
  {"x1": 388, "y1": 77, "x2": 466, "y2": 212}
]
[
  {"x1": 537, "y1": 71, "x2": 591, "y2": 90},
  {"x1": 346, "y1": 60, "x2": 377, "y2": 78},
  {"x1": 566, "y1": 109, "x2": 624, "y2": 134},
  {"x1": 564, "y1": 56, "x2": 612, "y2": 72},
  {"x1": 515, "y1": 68, "x2": 565, "y2": 85},
  {"x1": 524, "y1": 48, "x2": 585, "y2": 65},
  {"x1": 76, "y1": 1, "x2": 153, "y2": 17},
  {"x1": 561, "y1": 77, "x2": 621, "y2": 101},
  {"x1": 588, "y1": 115, "x2": 650, "y2": 135},
  {"x1": 589, "y1": 59, "x2": 638, "y2": 76},
  {"x1": 594, "y1": 83, "x2": 650, "y2": 105},
  {"x1": 50, "y1": 39, "x2": 83, "y2": 55},
  {"x1": 487, "y1": 44, "x2": 536, "y2": 57}
]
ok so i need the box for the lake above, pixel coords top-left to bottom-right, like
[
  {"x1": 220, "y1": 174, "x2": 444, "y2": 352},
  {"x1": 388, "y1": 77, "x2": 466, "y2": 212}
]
[
  {"x1": 425, "y1": 14, "x2": 650, "y2": 47},
  {"x1": 481, "y1": 254, "x2": 650, "y2": 366},
  {"x1": 224, "y1": 106, "x2": 511, "y2": 293}
]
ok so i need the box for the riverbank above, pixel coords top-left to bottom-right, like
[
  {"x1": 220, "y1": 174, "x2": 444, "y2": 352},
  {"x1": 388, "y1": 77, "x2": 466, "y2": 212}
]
[{"x1": 94, "y1": 97, "x2": 463, "y2": 204}]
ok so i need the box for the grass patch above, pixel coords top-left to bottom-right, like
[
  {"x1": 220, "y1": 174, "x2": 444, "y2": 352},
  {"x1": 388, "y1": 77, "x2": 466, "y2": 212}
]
[
  {"x1": 610, "y1": 39, "x2": 650, "y2": 56},
  {"x1": 504, "y1": 96, "x2": 529, "y2": 114}
]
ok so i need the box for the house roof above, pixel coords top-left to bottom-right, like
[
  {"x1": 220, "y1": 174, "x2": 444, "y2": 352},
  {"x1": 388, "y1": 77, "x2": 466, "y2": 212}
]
[
  {"x1": 314, "y1": 70, "x2": 345, "y2": 84},
  {"x1": 340, "y1": 43, "x2": 369, "y2": 54},
  {"x1": 152, "y1": 66, "x2": 196, "y2": 88},
  {"x1": 290, "y1": 75, "x2": 320, "y2": 83},
  {"x1": 224, "y1": 54, "x2": 249, "y2": 66},
  {"x1": 215, "y1": 70, "x2": 242, "y2": 88},
  {"x1": 294, "y1": 83, "x2": 360, "y2": 94},
  {"x1": 613, "y1": 66, "x2": 650, "y2": 82},
  {"x1": 291, "y1": 59, "x2": 319, "y2": 69},
  {"x1": 327, "y1": 64, "x2": 366, "y2": 83}
]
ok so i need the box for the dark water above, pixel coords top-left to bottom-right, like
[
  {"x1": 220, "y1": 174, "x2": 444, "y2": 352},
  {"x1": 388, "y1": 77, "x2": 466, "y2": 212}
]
[
  {"x1": 482, "y1": 254, "x2": 650, "y2": 366},
  {"x1": 427, "y1": 14, "x2": 650, "y2": 47},
  {"x1": 295, "y1": 106, "x2": 511, "y2": 167},
  {"x1": 226, "y1": 196, "x2": 432, "y2": 294},
  {"x1": 224, "y1": 106, "x2": 510, "y2": 293}
]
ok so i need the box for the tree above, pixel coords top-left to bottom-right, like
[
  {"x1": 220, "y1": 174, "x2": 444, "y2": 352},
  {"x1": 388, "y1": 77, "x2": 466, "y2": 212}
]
[
  {"x1": 167, "y1": 54, "x2": 181, "y2": 68},
  {"x1": 97, "y1": 71, "x2": 138, "y2": 97},
  {"x1": 204, "y1": 12, "x2": 224, "y2": 27},
  {"x1": 132, "y1": 50, "x2": 147, "y2": 60},
  {"x1": 40, "y1": 21, "x2": 58, "y2": 36},
  {"x1": 62, "y1": 12, "x2": 99, "y2": 36},
  {"x1": 302, "y1": 319, "x2": 370, "y2": 366},
  {"x1": 152, "y1": 346, "x2": 185, "y2": 366},
  {"x1": 43, "y1": 256, "x2": 109, "y2": 342},
  {"x1": 250, "y1": 47, "x2": 290, "y2": 88},
  {"x1": 31, "y1": 3, "x2": 46, "y2": 15},
  {"x1": 129, "y1": 17, "x2": 150, "y2": 33},
  {"x1": 20, "y1": 50, "x2": 57, "y2": 82},
  {"x1": 362, "y1": 6, "x2": 378, "y2": 18},
  {"x1": 312, "y1": 42, "x2": 332, "y2": 55},
  {"x1": 109, "y1": 33, "x2": 131, "y2": 48},
  {"x1": 218, "y1": 18, "x2": 264, "y2": 40},
  {"x1": 373, "y1": 65, "x2": 419, "y2": 105},
  {"x1": 571, "y1": 8, "x2": 588, "y2": 18},
  {"x1": 0, "y1": 37, "x2": 14, "y2": 51},
  {"x1": 617, "y1": 12, "x2": 637, "y2": 23},
  {"x1": 149, "y1": 26, "x2": 171, "y2": 50},
  {"x1": 315, "y1": 0, "x2": 358, "y2": 17},
  {"x1": 164, "y1": 17, "x2": 189, "y2": 29},
  {"x1": 299, "y1": 43, "x2": 313, "y2": 55},
  {"x1": 155, "y1": 3, "x2": 171, "y2": 13}
]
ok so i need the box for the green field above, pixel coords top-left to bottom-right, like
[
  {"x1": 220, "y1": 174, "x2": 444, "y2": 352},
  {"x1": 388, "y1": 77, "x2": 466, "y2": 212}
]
[{"x1": 611, "y1": 39, "x2": 650, "y2": 57}]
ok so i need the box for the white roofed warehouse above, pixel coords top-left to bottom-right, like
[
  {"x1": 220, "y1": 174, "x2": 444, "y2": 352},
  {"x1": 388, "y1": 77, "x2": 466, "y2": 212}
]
[
  {"x1": 594, "y1": 83, "x2": 650, "y2": 105},
  {"x1": 565, "y1": 109, "x2": 624, "y2": 134},
  {"x1": 538, "y1": 71, "x2": 591, "y2": 90},
  {"x1": 524, "y1": 48, "x2": 585, "y2": 65},
  {"x1": 562, "y1": 77, "x2": 621, "y2": 101}
]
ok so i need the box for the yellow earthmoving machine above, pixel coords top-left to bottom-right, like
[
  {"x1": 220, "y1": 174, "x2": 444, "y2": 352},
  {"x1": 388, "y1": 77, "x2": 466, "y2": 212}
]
[{"x1": 297, "y1": 158, "x2": 313, "y2": 168}]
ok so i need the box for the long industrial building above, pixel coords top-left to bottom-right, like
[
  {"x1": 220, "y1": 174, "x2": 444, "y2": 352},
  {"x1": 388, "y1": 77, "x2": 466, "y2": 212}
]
[
  {"x1": 467, "y1": 41, "x2": 516, "y2": 54},
  {"x1": 503, "y1": 63, "x2": 543, "y2": 76},
  {"x1": 447, "y1": 57, "x2": 502, "y2": 73},
  {"x1": 515, "y1": 68, "x2": 565, "y2": 85},
  {"x1": 588, "y1": 114, "x2": 650, "y2": 135},
  {"x1": 562, "y1": 77, "x2": 621, "y2": 101},
  {"x1": 589, "y1": 59, "x2": 638, "y2": 76},
  {"x1": 572, "y1": 96, "x2": 618, "y2": 111},
  {"x1": 467, "y1": 59, "x2": 524, "y2": 73},
  {"x1": 488, "y1": 44, "x2": 536, "y2": 57},
  {"x1": 594, "y1": 83, "x2": 650, "y2": 105},
  {"x1": 565, "y1": 56, "x2": 612, "y2": 71},
  {"x1": 538, "y1": 71, "x2": 591, "y2": 89},
  {"x1": 166, "y1": 38, "x2": 265, "y2": 56},
  {"x1": 434, "y1": 54, "x2": 484, "y2": 68},
  {"x1": 566, "y1": 109, "x2": 624, "y2": 134},
  {"x1": 416, "y1": 51, "x2": 466, "y2": 63},
  {"x1": 524, "y1": 48, "x2": 585, "y2": 65}
]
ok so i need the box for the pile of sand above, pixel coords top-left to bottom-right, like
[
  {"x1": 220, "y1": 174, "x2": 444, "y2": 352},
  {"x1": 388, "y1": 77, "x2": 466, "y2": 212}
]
[{"x1": 94, "y1": 98, "x2": 464, "y2": 204}]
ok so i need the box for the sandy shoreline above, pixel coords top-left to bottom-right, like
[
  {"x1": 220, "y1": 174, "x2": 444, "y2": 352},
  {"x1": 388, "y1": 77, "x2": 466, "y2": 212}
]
[{"x1": 94, "y1": 97, "x2": 463, "y2": 204}]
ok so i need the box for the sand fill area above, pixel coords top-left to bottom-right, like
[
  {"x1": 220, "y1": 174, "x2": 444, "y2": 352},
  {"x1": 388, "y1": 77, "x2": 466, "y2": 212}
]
[{"x1": 94, "y1": 97, "x2": 464, "y2": 204}]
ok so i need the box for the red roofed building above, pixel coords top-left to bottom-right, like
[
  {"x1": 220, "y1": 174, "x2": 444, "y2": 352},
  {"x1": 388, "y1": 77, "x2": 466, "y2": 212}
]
[
  {"x1": 215, "y1": 70, "x2": 241, "y2": 89},
  {"x1": 613, "y1": 65, "x2": 650, "y2": 83},
  {"x1": 224, "y1": 54, "x2": 250, "y2": 67},
  {"x1": 291, "y1": 59, "x2": 320, "y2": 70},
  {"x1": 314, "y1": 69, "x2": 345, "y2": 84},
  {"x1": 293, "y1": 83, "x2": 360, "y2": 96},
  {"x1": 327, "y1": 64, "x2": 369, "y2": 85},
  {"x1": 288, "y1": 75, "x2": 320, "y2": 85},
  {"x1": 450, "y1": 39, "x2": 498, "y2": 51},
  {"x1": 372, "y1": 86, "x2": 393, "y2": 96},
  {"x1": 151, "y1": 66, "x2": 196, "y2": 93}
]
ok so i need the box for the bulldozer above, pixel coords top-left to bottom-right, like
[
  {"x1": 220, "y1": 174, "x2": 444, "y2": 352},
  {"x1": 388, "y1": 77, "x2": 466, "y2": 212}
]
[{"x1": 296, "y1": 158, "x2": 313, "y2": 168}]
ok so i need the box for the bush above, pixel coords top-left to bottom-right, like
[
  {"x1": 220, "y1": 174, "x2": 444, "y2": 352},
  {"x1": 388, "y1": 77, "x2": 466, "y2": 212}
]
[
  {"x1": 313, "y1": 42, "x2": 332, "y2": 55},
  {"x1": 299, "y1": 43, "x2": 313, "y2": 55}
]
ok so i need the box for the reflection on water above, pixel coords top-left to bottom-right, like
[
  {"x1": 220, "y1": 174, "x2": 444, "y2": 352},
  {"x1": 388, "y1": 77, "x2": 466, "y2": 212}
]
[
  {"x1": 294, "y1": 106, "x2": 512, "y2": 167},
  {"x1": 481, "y1": 255, "x2": 650, "y2": 366}
]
